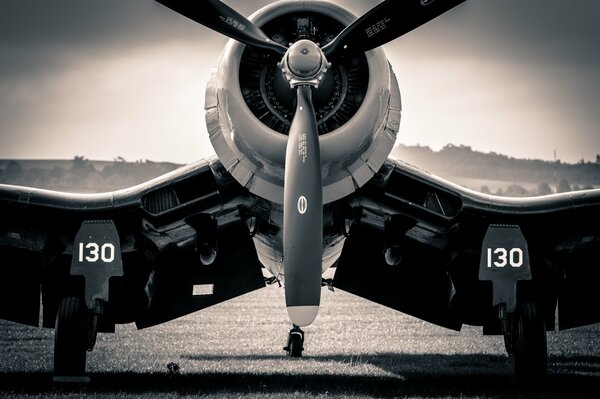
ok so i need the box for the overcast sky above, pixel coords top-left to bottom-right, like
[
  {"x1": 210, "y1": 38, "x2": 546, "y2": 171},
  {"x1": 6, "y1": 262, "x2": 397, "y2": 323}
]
[{"x1": 0, "y1": 0, "x2": 599, "y2": 164}]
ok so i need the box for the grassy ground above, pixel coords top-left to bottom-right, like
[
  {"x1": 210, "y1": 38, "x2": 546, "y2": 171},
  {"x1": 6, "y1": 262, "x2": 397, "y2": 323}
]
[{"x1": 1, "y1": 285, "x2": 600, "y2": 398}]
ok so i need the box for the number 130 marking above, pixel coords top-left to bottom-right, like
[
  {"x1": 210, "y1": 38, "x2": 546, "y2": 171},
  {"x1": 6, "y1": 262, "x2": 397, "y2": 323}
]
[
  {"x1": 78, "y1": 242, "x2": 115, "y2": 263},
  {"x1": 487, "y1": 247, "x2": 523, "y2": 268}
]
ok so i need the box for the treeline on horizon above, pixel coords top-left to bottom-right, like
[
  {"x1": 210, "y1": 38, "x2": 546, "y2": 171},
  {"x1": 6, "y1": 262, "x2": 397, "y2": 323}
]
[
  {"x1": 392, "y1": 144, "x2": 600, "y2": 196},
  {"x1": 0, "y1": 156, "x2": 181, "y2": 193},
  {"x1": 0, "y1": 145, "x2": 599, "y2": 195}
]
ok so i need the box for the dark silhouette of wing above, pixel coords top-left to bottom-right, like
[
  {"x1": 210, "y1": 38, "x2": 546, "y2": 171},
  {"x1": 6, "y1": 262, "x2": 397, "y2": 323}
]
[
  {"x1": 0, "y1": 158, "x2": 265, "y2": 328},
  {"x1": 335, "y1": 158, "x2": 600, "y2": 331}
]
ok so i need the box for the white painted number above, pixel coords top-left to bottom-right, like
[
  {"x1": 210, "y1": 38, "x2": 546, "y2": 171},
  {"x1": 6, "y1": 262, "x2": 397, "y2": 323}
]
[
  {"x1": 487, "y1": 247, "x2": 523, "y2": 268},
  {"x1": 78, "y1": 242, "x2": 115, "y2": 263},
  {"x1": 493, "y1": 248, "x2": 507, "y2": 267},
  {"x1": 86, "y1": 242, "x2": 99, "y2": 262},
  {"x1": 101, "y1": 243, "x2": 115, "y2": 262},
  {"x1": 510, "y1": 248, "x2": 523, "y2": 267}
]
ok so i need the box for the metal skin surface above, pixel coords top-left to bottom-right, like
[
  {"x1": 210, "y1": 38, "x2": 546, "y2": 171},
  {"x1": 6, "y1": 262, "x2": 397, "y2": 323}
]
[
  {"x1": 206, "y1": 1, "x2": 400, "y2": 205},
  {"x1": 283, "y1": 86, "x2": 322, "y2": 325},
  {"x1": 156, "y1": 0, "x2": 287, "y2": 54}
]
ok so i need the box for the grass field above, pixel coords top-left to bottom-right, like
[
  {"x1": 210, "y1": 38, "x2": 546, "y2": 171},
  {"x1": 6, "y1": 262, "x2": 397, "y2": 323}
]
[{"x1": 1, "y1": 284, "x2": 600, "y2": 398}]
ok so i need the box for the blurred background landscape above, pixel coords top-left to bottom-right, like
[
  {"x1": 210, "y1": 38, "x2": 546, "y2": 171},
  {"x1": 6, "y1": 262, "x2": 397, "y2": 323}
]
[
  {"x1": 391, "y1": 144, "x2": 600, "y2": 196},
  {"x1": 0, "y1": 156, "x2": 180, "y2": 193},
  {"x1": 1, "y1": 144, "x2": 599, "y2": 195}
]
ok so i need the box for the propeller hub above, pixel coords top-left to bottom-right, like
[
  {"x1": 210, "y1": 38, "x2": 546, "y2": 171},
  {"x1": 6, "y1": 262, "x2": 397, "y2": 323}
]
[
  {"x1": 287, "y1": 40, "x2": 322, "y2": 78},
  {"x1": 279, "y1": 40, "x2": 331, "y2": 88}
]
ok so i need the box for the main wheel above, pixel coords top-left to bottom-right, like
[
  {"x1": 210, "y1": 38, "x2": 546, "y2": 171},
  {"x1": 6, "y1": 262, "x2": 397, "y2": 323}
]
[
  {"x1": 512, "y1": 302, "x2": 547, "y2": 382},
  {"x1": 54, "y1": 297, "x2": 88, "y2": 379}
]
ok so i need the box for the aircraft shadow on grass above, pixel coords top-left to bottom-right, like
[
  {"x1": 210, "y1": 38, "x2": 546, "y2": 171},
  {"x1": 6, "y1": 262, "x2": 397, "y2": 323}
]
[{"x1": 1, "y1": 353, "x2": 599, "y2": 397}]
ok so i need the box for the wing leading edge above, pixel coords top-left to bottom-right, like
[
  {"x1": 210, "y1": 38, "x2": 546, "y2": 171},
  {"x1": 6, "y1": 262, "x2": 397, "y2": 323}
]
[{"x1": 335, "y1": 158, "x2": 600, "y2": 332}]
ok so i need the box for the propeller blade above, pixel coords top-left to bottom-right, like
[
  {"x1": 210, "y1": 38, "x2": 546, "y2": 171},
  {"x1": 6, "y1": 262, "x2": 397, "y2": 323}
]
[
  {"x1": 283, "y1": 85, "x2": 322, "y2": 327},
  {"x1": 322, "y1": 0, "x2": 466, "y2": 57},
  {"x1": 156, "y1": 0, "x2": 287, "y2": 55}
]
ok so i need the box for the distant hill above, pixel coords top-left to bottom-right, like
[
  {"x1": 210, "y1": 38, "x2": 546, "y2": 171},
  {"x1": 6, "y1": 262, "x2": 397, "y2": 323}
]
[
  {"x1": 391, "y1": 144, "x2": 600, "y2": 196},
  {"x1": 0, "y1": 157, "x2": 182, "y2": 193},
  {"x1": 1, "y1": 146, "x2": 599, "y2": 196}
]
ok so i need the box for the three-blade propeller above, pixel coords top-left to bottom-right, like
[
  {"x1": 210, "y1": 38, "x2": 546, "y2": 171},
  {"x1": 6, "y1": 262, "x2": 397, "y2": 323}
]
[
  {"x1": 155, "y1": 0, "x2": 466, "y2": 326},
  {"x1": 321, "y1": 0, "x2": 466, "y2": 58},
  {"x1": 282, "y1": 85, "x2": 322, "y2": 326},
  {"x1": 156, "y1": 0, "x2": 287, "y2": 55}
]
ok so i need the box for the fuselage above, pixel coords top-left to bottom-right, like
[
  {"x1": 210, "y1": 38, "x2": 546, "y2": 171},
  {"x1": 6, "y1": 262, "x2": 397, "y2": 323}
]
[
  {"x1": 204, "y1": 0, "x2": 402, "y2": 326},
  {"x1": 251, "y1": 202, "x2": 347, "y2": 280}
]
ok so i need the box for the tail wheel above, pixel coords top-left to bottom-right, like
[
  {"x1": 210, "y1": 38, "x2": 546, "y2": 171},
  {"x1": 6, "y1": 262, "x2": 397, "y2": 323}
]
[
  {"x1": 288, "y1": 332, "x2": 303, "y2": 358},
  {"x1": 54, "y1": 297, "x2": 88, "y2": 378},
  {"x1": 284, "y1": 326, "x2": 304, "y2": 358},
  {"x1": 512, "y1": 302, "x2": 547, "y2": 381}
]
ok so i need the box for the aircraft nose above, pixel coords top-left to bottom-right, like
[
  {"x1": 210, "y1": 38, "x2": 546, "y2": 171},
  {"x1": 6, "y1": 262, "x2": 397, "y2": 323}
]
[{"x1": 286, "y1": 305, "x2": 319, "y2": 327}]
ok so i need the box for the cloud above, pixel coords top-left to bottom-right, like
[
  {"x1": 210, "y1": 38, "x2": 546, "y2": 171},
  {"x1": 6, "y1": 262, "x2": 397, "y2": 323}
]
[
  {"x1": 0, "y1": 1, "x2": 227, "y2": 162},
  {"x1": 0, "y1": 1, "x2": 190, "y2": 46},
  {"x1": 0, "y1": 0, "x2": 598, "y2": 163}
]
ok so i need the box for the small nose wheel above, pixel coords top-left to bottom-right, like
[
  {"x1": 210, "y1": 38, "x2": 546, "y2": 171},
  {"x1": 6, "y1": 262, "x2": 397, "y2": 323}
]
[{"x1": 284, "y1": 325, "x2": 304, "y2": 358}]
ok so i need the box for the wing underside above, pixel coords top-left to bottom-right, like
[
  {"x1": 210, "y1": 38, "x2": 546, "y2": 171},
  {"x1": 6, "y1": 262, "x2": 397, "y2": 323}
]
[
  {"x1": 3, "y1": 155, "x2": 600, "y2": 333},
  {"x1": 334, "y1": 158, "x2": 600, "y2": 332},
  {"x1": 0, "y1": 157, "x2": 265, "y2": 329}
]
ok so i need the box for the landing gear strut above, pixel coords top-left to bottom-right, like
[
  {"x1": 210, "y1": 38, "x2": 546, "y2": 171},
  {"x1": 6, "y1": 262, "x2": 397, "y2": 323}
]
[
  {"x1": 500, "y1": 302, "x2": 547, "y2": 382},
  {"x1": 284, "y1": 325, "x2": 304, "y2": 358}
]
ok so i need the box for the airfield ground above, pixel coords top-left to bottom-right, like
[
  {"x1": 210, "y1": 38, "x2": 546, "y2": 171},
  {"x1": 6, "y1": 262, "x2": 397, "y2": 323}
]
[{"x1": 1, "y1": 283, "x2": 599, "y2": 398}]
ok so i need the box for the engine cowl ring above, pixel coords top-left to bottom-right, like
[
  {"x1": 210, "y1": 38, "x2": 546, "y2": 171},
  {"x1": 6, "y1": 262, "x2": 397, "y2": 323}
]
[{"x1": 205, "y1": 1, "x2": 402, "y2": 204}]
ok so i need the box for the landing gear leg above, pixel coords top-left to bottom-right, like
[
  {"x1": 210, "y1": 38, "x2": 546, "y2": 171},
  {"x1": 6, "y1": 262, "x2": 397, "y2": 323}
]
[
  {"x1": 53, "y1": 297, "x2": 90, "y2": 383},
  {"x1": 87, "y1": 299, "x2": 103, "y2": 352},
  {"x1": 499, "y1": 304, "x2": 513, "y2": 356},
  {"x1": 512, "y1": 302, "x2": 547, "y2": 382},
  {"x1": 284, "y1": 325, "x2": 304, "y2": 358}
]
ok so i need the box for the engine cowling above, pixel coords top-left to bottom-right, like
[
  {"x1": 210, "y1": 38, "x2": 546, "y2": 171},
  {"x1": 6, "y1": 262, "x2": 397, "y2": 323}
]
[{"x1": 205, "y1": 0, "x2": 401, "y2": 204}]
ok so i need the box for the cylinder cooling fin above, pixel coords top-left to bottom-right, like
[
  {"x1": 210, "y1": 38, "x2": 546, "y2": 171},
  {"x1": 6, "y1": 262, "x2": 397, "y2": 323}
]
[
  {"x1": 205, "y1": 1, "x2": 402, "y2": 205},
  {"x1": 239, "y1": 13, "x2": 369, "y2": 136}
]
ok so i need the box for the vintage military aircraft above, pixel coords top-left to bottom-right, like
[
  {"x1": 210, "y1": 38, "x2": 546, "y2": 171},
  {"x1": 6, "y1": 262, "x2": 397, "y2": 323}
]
[{"x1": 1, "y1": 0, "x2": 599, "y2": 384}]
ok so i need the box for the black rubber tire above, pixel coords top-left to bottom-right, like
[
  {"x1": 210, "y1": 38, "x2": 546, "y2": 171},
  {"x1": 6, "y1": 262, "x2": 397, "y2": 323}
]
[
  {"x1": 288, "y1": 333, "x2": 303, "y2": 358},
  {"x1": 54, "y1": 297, "x2": 88, "y2": 377},
  {"x1": 513, "y1": 302, "x2": 547, "y2": 382}
]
